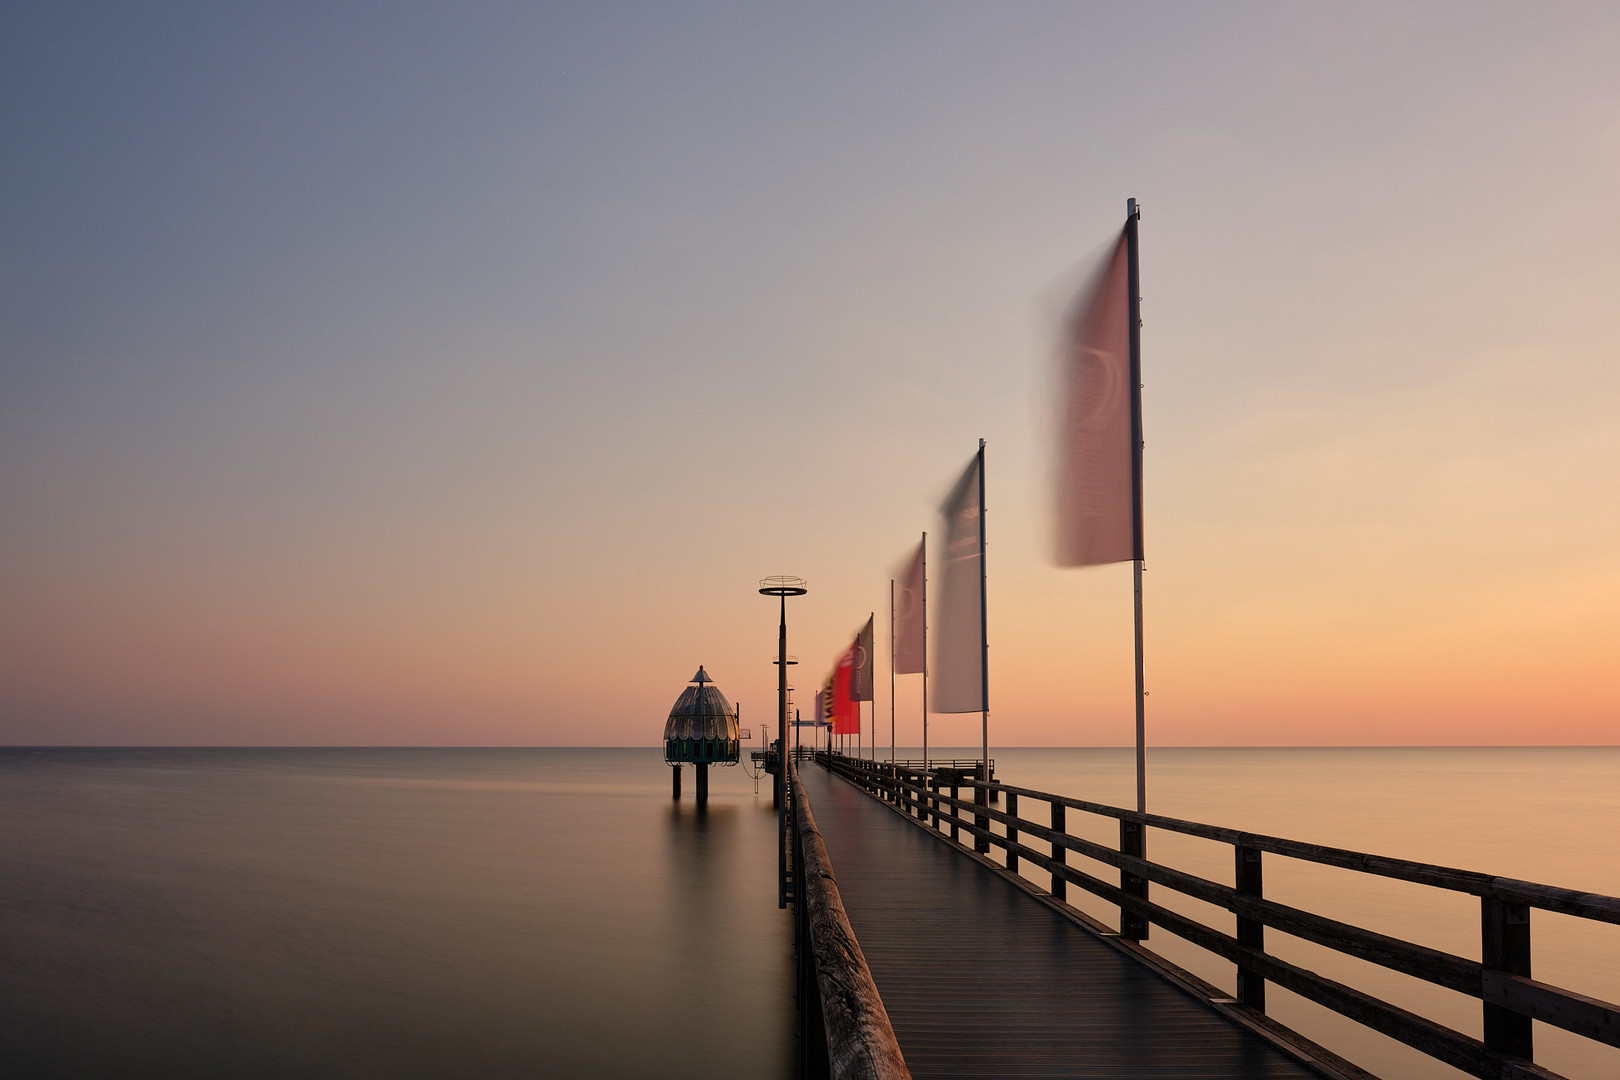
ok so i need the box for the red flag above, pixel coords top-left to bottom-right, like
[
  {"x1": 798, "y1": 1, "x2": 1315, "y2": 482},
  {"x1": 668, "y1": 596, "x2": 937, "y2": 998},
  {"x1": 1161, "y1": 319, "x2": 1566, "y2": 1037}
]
[
  {"x1": 1056, "y1": 224, "x2": 1139, "y2": 566},
  {"x1": 831, "y1": 646, "x2": 859, "y2": 734},
  {"x1": 893, "y1": 537, "x2": 925, "y2": 675}
]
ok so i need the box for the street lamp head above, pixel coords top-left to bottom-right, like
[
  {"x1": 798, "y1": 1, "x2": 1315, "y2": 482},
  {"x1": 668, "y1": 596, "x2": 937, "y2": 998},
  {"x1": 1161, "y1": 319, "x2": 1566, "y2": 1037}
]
[{"x1": 758, "y1": 575, "x2": 807, "y2": 597}]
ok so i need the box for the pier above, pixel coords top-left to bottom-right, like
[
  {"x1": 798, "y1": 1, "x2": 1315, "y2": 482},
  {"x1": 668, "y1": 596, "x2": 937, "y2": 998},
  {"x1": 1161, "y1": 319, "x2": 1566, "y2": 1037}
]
[{"x1": 786, "y1": 752, "x2": 1620, "y2": 1080}]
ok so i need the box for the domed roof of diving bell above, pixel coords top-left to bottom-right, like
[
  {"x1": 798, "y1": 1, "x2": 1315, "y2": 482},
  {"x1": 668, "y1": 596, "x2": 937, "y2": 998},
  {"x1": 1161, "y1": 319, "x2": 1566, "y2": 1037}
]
[
  {"x1": 666, "y1": 666, "x2": 732, "y2": 723},
  {"x1": 664, "y1": 666, "x2": 740, "y2": 764}
]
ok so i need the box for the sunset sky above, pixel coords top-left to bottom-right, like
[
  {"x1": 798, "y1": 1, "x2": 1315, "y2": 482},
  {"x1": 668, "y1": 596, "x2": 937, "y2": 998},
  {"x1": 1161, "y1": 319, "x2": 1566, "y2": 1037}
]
[{"x1": 4, "y1": 3, "x2": 1617, "y2": 746}]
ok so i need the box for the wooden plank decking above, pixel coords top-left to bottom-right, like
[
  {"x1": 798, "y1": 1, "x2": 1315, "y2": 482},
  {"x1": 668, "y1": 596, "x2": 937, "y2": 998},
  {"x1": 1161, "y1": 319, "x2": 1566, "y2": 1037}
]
[{"x1": 798, "y1": 765, "x2": 1327, "y2": 1079}]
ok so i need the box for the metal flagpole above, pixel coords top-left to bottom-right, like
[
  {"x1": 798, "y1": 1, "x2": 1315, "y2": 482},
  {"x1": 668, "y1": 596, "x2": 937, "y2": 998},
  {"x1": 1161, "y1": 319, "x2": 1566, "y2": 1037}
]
[
  {"x1": 978, "y1": 438, "x2": 988, "y2": 788},
  {"x1": 868, "y1": 610, "x2": 875, "y2": 761},
  {"x1": 1126, "y1": 198, "x2": 1146, "y2": 816},
  {"x1": 889, "y1": 580, "x2": 896, "y2": 765},
  {"x1": 921, "y1": 531, "x2": 928, "y2": 777}
]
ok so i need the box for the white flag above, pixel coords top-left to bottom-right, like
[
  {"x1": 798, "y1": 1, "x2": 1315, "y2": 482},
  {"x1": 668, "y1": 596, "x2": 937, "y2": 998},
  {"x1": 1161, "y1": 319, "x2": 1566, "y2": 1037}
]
[
  {"x1": 893, "y1": 537, "x2": 925, "y2": 675},
  {"x1": 933, "y1": 452, "x2": 984, "y2": 713}
]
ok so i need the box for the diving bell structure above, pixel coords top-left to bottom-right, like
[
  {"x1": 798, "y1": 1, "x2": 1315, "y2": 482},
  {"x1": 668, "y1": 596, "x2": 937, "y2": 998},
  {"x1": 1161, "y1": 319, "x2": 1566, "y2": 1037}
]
[{"x1": 665, "y1": 666, "x2": 739, "y2": 804}]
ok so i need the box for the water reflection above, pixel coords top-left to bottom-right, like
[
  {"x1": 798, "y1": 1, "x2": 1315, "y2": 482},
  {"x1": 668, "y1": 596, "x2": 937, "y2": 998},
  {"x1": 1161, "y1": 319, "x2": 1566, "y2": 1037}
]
[{"x1": 0, "y1": 749, "x2": 796, "y2": 1080}]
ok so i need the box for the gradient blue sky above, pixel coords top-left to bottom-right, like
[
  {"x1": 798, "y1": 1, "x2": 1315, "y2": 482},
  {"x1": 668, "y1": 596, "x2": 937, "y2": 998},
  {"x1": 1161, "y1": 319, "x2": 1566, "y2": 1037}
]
[{"x1": 4, "y1": 3, "x2": 1618, "y2": 745}]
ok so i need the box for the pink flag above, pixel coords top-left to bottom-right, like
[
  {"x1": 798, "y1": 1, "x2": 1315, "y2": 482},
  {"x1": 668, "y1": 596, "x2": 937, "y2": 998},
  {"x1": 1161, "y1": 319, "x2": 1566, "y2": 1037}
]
[
  {"x1": 933, "y1": 451, "x2": 984, "y2": 714},
  {"x1": 850, "y1": 616, "x2": 874, "y2": 702},
  {"x1": 1056, "y1": 225, "x2": 1139, "y2": 566},
  {"x1": 893, "y1": 537, "x2": 925, "y2": 674}
]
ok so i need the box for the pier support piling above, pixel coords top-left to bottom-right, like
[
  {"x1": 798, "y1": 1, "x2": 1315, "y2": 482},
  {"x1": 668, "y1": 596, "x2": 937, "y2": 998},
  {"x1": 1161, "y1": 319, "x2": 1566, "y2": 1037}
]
[
  {"x1": 696, "y1": 763, "x2": 709, "y2": 807},
  {"x1": 671, "y1": 764, "x2": 681, "y2": 800}
]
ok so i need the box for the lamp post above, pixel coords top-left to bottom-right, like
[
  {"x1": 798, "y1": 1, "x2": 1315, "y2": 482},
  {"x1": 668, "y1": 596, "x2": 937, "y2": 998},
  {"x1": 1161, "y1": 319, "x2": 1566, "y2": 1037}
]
[{"x1": 759, "y1": 575, "x2": 807, "y2": 910}]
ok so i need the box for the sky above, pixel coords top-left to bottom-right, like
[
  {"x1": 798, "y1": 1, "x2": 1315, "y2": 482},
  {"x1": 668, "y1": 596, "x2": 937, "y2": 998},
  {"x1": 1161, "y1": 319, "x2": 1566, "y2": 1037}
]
[{"x1": 3, "y1": 2, "x2": 1617, "y2": 747}]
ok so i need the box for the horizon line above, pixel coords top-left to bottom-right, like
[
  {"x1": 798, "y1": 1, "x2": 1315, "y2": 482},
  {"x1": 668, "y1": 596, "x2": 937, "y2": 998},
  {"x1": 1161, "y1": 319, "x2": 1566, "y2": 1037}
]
[{"x1": 5, "y1": 744, "x2": 1617, "y2": 751}]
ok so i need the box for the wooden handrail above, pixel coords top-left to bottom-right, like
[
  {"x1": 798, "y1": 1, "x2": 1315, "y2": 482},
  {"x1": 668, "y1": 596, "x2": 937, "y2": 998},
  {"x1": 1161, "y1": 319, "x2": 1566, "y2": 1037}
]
[
  {"x1": 822, "y1": 751, "x2": 1620, "y2": 1080},
  {"x1": 872, "y1": 763, "x2": 1620, "y2": 922},
  {"x1": 790, "y1": 757, "x2": 912, "y2": 1080}
]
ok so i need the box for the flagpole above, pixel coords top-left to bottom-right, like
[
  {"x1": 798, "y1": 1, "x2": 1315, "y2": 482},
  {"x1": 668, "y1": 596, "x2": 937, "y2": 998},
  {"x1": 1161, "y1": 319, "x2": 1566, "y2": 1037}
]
[
  {"x1": 889, "y1": 580, "x2": 896, "y2": 765},
  {"x1": 1126, "y1": 197, "x2": 1146, "y2": 816},
  {"x1": 868, "y1": 610, "x2": 875, "y2": 761},
  {"x1": 978, "y1": 438, "x2": 988, "y2": 789},
  {"x1": 921, "y1": 531, "x2": 928, "y2": 778}
]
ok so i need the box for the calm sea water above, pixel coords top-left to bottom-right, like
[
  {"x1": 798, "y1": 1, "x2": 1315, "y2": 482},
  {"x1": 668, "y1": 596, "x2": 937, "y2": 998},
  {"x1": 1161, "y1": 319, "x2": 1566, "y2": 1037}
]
[
  {"x1": 0, "y1": 748, "x2": 795, "y2": 1079},
  {"x1": 4, "y1": 747, "x2": 1617, "y2": 1079}
]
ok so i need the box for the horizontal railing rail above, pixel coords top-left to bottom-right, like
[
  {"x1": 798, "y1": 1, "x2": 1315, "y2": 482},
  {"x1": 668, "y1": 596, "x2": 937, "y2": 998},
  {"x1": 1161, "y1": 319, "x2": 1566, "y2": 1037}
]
[
  {"x1": 823, "y1": 751, "x2": 1620, "y2": 1080},
  {"x1": 883, "y1": 758, "x2": 995, "y2": 771},
  {"x1": 790, "y1": 756, "x2": 912, "y2": 1080}
]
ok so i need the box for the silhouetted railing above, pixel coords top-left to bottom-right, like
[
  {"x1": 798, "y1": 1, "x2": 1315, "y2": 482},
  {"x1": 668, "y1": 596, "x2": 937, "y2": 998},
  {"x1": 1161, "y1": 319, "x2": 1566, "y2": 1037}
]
[{"x1": 823, "y1": 751, "x2": 1620, "y2": 1080}]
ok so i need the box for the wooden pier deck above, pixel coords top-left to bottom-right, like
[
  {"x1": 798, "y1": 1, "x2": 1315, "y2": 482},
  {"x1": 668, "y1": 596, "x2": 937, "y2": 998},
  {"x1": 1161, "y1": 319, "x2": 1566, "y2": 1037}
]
[{"x1": 797, "y1": 764, "x2": 1325, "y2": 1079}]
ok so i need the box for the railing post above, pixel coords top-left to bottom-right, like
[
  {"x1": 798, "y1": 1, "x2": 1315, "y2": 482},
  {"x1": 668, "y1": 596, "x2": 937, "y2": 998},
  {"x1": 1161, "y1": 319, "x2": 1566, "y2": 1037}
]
[
  {"x1": 1235, "y1": 845, "x2": 1265, "y2": 1011},
  {"x1": 974, "y1": 782, "x2": 989, "y2": 854},
  {"x1": 950, "y1": 778, "x2": 960, "y2": 842},
  {"x1": 1482, "y1": 897, "x2": 1533, "y2": 1061},
  {"x1": 929, "y1": 774, "x2": 940, "y2": 829},
  {"x1": 1119, "y1": 817, "x2": 1148, "y2": 940},
  {"x1": 1006, "y1": 792, "x2": 1019, "y2": 873},
  {"x1": 1050, "y1": 801, "x2": 1067, "y2": 901}
]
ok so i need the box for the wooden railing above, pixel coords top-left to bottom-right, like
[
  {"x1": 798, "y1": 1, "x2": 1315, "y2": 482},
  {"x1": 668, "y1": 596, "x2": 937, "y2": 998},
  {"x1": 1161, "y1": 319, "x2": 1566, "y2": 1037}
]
[
  {"x1": 884, "y1": 758, "x2": 995, "y2": 776},
  {"x1": 824, "y1": 752, "x2": 1620, "y2": 1080},
  {"x1": 789, "y1": 755, "x2": 912, "y2": 1080}
]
